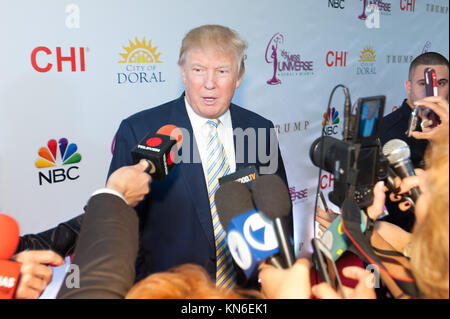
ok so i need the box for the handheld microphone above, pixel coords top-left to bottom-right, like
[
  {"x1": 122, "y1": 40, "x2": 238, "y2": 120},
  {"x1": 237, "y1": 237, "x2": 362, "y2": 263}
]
[
  {"x1": 382, "y1": 139, "x2": 421, "y2": 202},
  {"x1": 251, "y1": 175, "x2": 295, "y2": 268},
  {"x1": 0, "y1": 213, "x2": 21, "y2": 299},
  {"x1": 215, "y1": 181, "x2": 282, "y2": 279},
  {"x1": 131, "y1": 124, "x2": 183, "y2": 181}
]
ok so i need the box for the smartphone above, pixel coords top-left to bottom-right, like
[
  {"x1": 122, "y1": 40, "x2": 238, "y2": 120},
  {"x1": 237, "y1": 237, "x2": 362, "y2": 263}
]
[
  {"x1": 312, "y1": 238, "x2": 346, "y2": 298},
  {"x1": 423, "y1": 67, "x2": 441, "y2": 127}
]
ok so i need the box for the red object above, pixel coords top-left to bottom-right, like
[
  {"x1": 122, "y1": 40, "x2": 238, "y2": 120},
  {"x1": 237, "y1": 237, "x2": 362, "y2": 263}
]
[
  {"x1": 310, "y1": 251, "x2": 364, "y2": 289},
  {"x1": 0, "y1": 260, "x2": 21, "y2": 299},
  {"x1": 0, "y1": 214, "x2": 20, "y2": 260},
  {"x1": 146, "y1": 137, "x2": 162, "y2": 147},
  {"x1": 157, "y1": 124, "x2": 183, "y2": 148},
  {"x1": 167, "y1": 150, "x2": 174, "y2": 166}
]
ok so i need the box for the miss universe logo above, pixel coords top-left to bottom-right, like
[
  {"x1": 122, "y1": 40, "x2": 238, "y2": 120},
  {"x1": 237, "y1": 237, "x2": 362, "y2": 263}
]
[{"x1": 265, "y1": 33, "x2": 313, "y2": 86}]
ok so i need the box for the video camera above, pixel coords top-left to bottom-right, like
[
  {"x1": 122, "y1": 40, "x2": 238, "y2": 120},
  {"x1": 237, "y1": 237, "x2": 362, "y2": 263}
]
[{"x1": 310, "y1": 94, "x2": 389, "y2": 208}]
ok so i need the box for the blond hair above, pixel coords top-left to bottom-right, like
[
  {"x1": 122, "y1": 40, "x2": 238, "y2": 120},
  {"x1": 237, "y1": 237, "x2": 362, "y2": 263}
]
[
  {"x1": 410, "y1": 130, "x2": 449, "y2": 299},
  {"x1": 178, "y1": 25, "x2": 247, "y2": 78},
  {"x1": 125, "y1": 264, "x2": 261, "y2": 299}
]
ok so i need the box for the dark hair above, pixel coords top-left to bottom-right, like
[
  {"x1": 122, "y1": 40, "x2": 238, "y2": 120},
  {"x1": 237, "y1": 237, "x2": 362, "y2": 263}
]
[{"x1": 409, "y1": 52, "x2": 449, "y2": 80}]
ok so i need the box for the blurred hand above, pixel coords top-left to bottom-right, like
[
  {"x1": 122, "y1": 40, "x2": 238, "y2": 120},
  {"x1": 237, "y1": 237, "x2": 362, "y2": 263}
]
[
  {"x1": 315, "y1": 207, "x2": 339, "y2": 233},
  {"x1": 412, "y1": 96, "x2": 449, "y2": 142},
  {"x1": 106, "y1": 160, "x2": 152, "y2": 207},
  {"x1": 312, "y1": 266, "x2": 377, "y2": 299},
  {"x1": 366, "y1": 181, "x2": 386, "y2": 220},
  {"x1": 388, "y1": 169, "x2": 425, "y2": 211},
  {"x1": 11, "y1": 250, "x2": 65, "y2": 299},
  {"x1": 258, "y1": 258, "x2": 311, "y2": 299}
]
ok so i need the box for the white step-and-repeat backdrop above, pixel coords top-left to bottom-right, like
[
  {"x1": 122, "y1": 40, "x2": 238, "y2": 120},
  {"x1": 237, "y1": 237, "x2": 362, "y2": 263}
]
[{"x1": 1, "y1": 0, "x2": 449, "y2": 260}]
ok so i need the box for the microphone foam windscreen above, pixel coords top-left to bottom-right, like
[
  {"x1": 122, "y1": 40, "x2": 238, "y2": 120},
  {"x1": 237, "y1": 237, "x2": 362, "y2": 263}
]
[
  {"x1": 252, "y1": 175, "x2": 292, "y2": 220},
  {"x1": 157, "y1": 124, "x2": 183, "y2": 148},
  {"x1": 0, "y1": 213, "x2": 20, "y2": 259},
  {"x1": 215, "y1": 181, "x2": 255, "y2": 230},
  {"x1": 382, "y1": 139, "x2": 411, "y2": 164}
]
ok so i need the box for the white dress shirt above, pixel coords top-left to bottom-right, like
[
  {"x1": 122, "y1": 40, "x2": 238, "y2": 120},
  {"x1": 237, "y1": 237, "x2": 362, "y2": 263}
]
[{"x1": 184, "y1": 97, "x2": 236, "y2": 187}]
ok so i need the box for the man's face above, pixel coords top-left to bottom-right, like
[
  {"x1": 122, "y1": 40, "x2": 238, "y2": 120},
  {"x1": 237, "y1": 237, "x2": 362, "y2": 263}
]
[
  {"x1": 406, "y1": 64, "x2": 449, "y2": 107},
  {"x1": 180, "y1": 46, "x2": 242, "y2": 119}
]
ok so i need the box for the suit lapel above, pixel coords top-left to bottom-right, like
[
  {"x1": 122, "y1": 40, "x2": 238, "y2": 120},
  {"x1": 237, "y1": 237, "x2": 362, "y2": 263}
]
[
  {"x1": 230, "y1": 104, "x2": 249, "y2": 171},
  {"x1": 168, "y1": 95, "x2": 215, "y2": 251}
]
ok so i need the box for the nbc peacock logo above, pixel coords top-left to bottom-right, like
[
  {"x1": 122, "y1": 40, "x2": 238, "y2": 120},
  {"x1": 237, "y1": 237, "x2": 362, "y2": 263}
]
[
  {"x1": 35, "y1": 138, "x2": 82, "y2": 185},
  {"x1": 322, "y1": 108, "x2": 340, "y2": 136},
  {"x1": 117, "y1": 37, "x2": 166, "y2": 84}
]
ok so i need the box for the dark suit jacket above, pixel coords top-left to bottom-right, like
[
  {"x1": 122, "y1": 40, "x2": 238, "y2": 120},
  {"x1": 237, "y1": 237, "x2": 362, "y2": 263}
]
[
  {"x1": 57, "y1": 193, "x2": 138, "y2": 299},
  {"x1": 108, "y1": 93, "x2": 290, "y2": 282},
  {"x1": 380, "y1": 99, "x2": 428, "y2": 232}
]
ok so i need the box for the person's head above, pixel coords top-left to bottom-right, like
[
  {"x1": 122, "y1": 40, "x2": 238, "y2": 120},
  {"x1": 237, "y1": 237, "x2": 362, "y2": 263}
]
[
  {"x1": 178, "y1": 25, "x2": 247, "y2": 119},
  {"x1": 406, "y1": 52, "x2": 449, "y2": 108},
  {"x1": 125, "y1": 263, "x2": 260, "y2": 299},
  {"x1": 410, "y1": 129, "x2": 449, "y2": 299}
]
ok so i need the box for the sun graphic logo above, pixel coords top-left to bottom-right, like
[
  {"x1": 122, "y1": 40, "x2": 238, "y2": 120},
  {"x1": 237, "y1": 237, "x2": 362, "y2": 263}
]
[
  {"x1": 117, "y1": 37, "x2": 166, "y2": 84},
  {"x1": 322, "y1": 108, "x2": 340, "y2": 136},
  {"x1": 35, "y1": 138, "x2": 82, "y2": 185},
  {"x1": 119, "y1": 37, "x2": 162, "y2": 64},
  {"x1": 358, "y1": 46, "x2": 376, "y2": 63}
]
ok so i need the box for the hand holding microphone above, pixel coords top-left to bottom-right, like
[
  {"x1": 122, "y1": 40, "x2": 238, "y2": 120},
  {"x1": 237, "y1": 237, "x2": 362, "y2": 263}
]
[
  {"x1": 131, "y1": 124, "x2": 183, "y2": 181},
  {"x1": 382, "y1": 139, "x2": 421, "y2": 203},
  {"x1": 106, "y1": 160, "x2": 152, "y2": 207},
  {"x1": 1, "y1": 213, "x2": 64, "y2": 299}
]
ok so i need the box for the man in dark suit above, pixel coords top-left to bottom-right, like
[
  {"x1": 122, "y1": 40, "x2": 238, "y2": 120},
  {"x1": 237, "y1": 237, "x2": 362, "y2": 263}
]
[
  {"x1": 108, "y1": 25, "x2": 291, "y2": 288},
  {"x1": 380, "y1": 52, "x2": 448, "y2": 231}
]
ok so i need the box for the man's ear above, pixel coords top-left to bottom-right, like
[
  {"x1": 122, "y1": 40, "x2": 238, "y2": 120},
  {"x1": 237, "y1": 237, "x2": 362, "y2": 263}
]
[
  {"x1": 180, "y1": 65, "x2": 187, "y2": 85},
  {"x1": 235, "y1": 75, "x2": 243, "y2": 89},
  {"x1": 405, "y1": 80, "x2": 411, "y2": 96}
]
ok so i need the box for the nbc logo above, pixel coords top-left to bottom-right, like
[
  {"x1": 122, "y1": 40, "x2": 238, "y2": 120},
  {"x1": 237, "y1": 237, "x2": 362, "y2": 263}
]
[
  {"x1": 117, "y1": 37, "x2": 166, "y2": 84},
  {"x1": 35, "y1": 138, "x2": 81, "y2": 185},
  {"x1": 322, "y1": 107, "x2": 340, "y2": 136}
]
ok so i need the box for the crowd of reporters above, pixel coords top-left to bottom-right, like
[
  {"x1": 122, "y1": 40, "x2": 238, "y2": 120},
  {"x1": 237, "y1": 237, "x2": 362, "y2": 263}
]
[{"x1": 2, "y1": 47, "x2": 449, "y2": 300}]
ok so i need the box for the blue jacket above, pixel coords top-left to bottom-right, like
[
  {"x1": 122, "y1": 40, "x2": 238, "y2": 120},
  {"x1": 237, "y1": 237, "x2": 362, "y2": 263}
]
[{"x1": 108, "y1": 93, "x2": 291, "y2": 282}]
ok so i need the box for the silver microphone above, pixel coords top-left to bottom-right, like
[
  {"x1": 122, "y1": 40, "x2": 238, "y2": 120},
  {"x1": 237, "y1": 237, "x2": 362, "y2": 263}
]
[{"x1": 382, "y1": 139, "x2": 421, "y2": 202}]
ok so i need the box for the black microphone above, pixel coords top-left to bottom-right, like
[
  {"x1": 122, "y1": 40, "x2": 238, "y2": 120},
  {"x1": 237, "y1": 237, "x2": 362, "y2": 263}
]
[
  {"x1": 131, "y1": 125, "x2": 182, "y2": 181},
  {"x1": 382, "y1": 139, "x2": 421, "y2": 202},
  {"x1": 252, "y1": 175, "x2": 295, "y2": 268},
  {"x1": 215, "y1": 181, "x2": 283, "y2": 279}
]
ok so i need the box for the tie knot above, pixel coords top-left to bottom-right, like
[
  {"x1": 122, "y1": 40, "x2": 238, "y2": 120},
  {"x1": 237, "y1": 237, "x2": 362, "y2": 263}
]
[{"x1": 207, "y1": 119, "x2": 220, "y2": 129}]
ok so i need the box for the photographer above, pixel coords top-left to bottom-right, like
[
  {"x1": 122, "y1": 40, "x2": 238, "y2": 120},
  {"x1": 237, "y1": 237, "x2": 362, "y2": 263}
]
[{"x1": 264, "y1": 112, "x2": 448, "y2": 299}]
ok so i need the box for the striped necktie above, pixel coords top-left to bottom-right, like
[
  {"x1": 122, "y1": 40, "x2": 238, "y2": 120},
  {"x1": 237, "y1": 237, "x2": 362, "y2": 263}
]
[{"x1": 206, "y1": 119, "x2": 237, "y2": 289}]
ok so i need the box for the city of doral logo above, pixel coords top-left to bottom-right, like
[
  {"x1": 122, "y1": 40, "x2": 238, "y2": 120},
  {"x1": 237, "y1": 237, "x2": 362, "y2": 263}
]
[
  {"x1": 357, "y1": 46, "x2": 376, "y2": 75},
  {"x1": 117, "y1": 37, "x2": 165, "y2": 85},
  {"x1": 322, "y1": 107, "x2": 340, "y2": 136},
  {"x1": 265, "y1": 33, "x2": 313, "y2": 86},
  {"x1": 35, "y1": 138, "x2": 81, "y2": 185}
]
